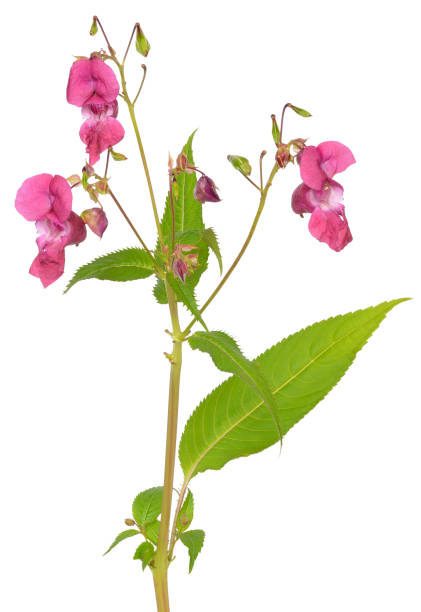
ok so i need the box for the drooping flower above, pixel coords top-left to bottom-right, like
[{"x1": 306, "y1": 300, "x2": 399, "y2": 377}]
[
  {"x1": 66, "y1": 57, "x2": 120, "y2": 107},
  {"x1": 80, "y1": 116, "x2": 125, "y2": 165},
  {"x1": 193, "y1": 175, "x2": 221, "y2": 203},
  {"x1": 81, "y1": 207, "x2": 108, "y2": 238},
  {"x1": 291, "y1": 141, "x2": 355, "y2": 252},
  {"x1": 15, "y1": 174, "x2": 87, "y2": 287}
]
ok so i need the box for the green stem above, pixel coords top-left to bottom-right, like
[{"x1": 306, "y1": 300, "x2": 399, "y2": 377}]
[
  {"x1": 153, "y1": 280, "x2": 183, "y2": 612},
  {"x1": 182, "y1": 162, "x2": 280, "y2": 336}
]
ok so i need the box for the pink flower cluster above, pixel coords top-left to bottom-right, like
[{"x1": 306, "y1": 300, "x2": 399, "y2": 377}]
[
  {"x1": 66, "y1": 56, "x2": 124, "y2": 165},
  {"x1": 292, "y1": 141, "x2": 355, "y2": 251},
  {"x1": 15, "y1": 174, "x2": 86, "y2": 287}
]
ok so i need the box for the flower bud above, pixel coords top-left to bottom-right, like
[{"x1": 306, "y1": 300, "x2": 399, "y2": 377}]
[
  {"x1": 82, "y1": 163, "x2": 95, "y2": 178},
  {"x1": 271, "y1": 114, "x2": 280, "y2": 144},
  {"x1": 193, "y1": 175, "x2": 221, "y2": 203},
  {"x1": 173, "y1": 258, "x2": 189, "y2": 283},
  {"x1": 173, "y1": 244, "x2": 199, "y2": 282},
  {"x1": 89, "y1": 17, "x2": 98, "y2": 36},
  {"x1": 125, "y1": 518, "x2": 136, "y2": 526},
  {"x1": 176, "y1": 151, "x2": 195, "y2": 174},
  {"x1": 67, "y1": 174, "x2": 81, "y2": 187},
  {"x1": 95, "y1": 180, "x2": 109, "y2": 195},
  {"x1": 135, "y1": 24, "x2": 150, "y2": 57},
  {"x1": 81, "y1": 207, "x2": 108, "y2": 238},
  {"x1": 275, "y1": 144, "x2": 291, "y2": 168},
  {"x1": 110, "y1": 149, "x2": 128, "y2": 161},
  {"x1": 289, "y1": 138, "x2": 307, "y2": 153},
  {"x1": 227, "y1": 155, "x2": 252, "y2": 176}
]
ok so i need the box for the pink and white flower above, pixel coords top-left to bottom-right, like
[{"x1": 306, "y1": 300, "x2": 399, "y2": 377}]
[{"x1": 66, "y1": 57, "x2": 120, "y2": 107}]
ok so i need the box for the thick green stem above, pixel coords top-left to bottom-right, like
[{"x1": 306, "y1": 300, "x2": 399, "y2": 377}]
[{"x1": 153, "y1": 280, "x2": 183, "y2": 612}]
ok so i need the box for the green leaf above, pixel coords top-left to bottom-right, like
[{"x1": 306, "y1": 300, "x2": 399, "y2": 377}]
[
  {"x1": 167, "y1": 275, "x2": 208, "y2": 331},
  {"x1": 179, "y1": 529, "x2": 205, "y2": 573},
  {"x1": 202, "y1": 228, "x2": 223, "y2": 274},
  {"x1": 65, "y1": 248, "x2": 155, "y2": 293},
  {"x1": 144, "y1": 520, "x2": 160, "y2": 545},
  {"x1": 132, "y1": 487, "x2": 163, "y2": 527},
  {"x1": 188, "y1": 331, "x2": 282, "y2": 442},
  {"x1": 177, "y1": 490, "x2": 194, "y2": 533},
  {"x1": 179, "y1": 299, "x2": 408, "y2": 479},
  {"x1": 133, "y1": 541, "x2": 155, "y2": 570},
  {"x1": 288, "y1": 103, "x2": 312, "y2": 117},
  {"x1": 104, "y1": 529, "x2": 140, "y2": 555}
]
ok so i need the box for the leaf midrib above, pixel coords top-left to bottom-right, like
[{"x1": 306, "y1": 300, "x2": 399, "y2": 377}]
[{"x1": 183, "y1": 311, "x2": 381, "y2": 481}]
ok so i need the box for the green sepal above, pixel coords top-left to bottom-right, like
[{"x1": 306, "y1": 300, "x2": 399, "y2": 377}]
[
  {"x1": 89, "y1": 18, "x2": 98, "y2": 36},
  {"x1": 132, "y1": 487, "x2": 163, "y2": 527},
  {"x1": 103, "y1": 529, "x2": 140, "y2": 555},
  {"x1": 271, "y1": 115, "x2": 280, "y2": 144},
  {"x1": 179, "y1": 529, "x2": 205, "y2": 573},
  {"x1": 65, "y1": 248, "x2": 155, "y2": 293},
  {"x1": 177, "y1": 490, "x2": 194, "y2": 533},
  {"x1": 135, "y1": 26, "x2": 150, "y2": 57}
]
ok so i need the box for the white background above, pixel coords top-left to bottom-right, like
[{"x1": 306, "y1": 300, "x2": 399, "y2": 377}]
[{"x1": 1, "y1": 1, "x2": 420, "y2": 610}]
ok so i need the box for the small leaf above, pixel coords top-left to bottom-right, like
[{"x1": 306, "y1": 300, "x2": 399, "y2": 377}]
[
  {"x1": 271, "y1": 114, "x2": 280, "y2": 144},
  {"x1": 289, "y1": 103, "x2": 312, "y2": 117},
  {"x1": 110, "y1": 149, "x2": 128, "y2": 161},
  {"x1": 144, "y1": 520, "x2": 160, "y2": 545},
  {"x1": 133, "y1": 541, "x2": 155, "y2": 570},
  {"x1": 202, "y1": 228, "x2": 223, "y2": 274},
  {"x1": 179, "y1": 299, "x2": 408, "y2": 479},
  {"x1": 177, "y1": 490, "x2": 194, "y2": 533},
  {"x1": 136, "y1": 25, "x2": 150, "y2": 57},
  {"x1": 179, "y1": 529, "x2": 205, "y2": 573},
  {"x1": 167, "y1": 275, "x2": 208, "y2": 331},
  {"x1": 89, "y1": 17, "x2": 98, "y2": 36},
  {"x1": 104, "y1": 529, "x2": 140, "y2": 555},
  {"x1": 188, "y1": 331, "x2": 282, "y2": 441},
  {"x1": 65, "y1": 248, "x2": 155, "y2": 293},
  {"x1": 132, "y1": 487, "x2": 163, "y2": 527}
]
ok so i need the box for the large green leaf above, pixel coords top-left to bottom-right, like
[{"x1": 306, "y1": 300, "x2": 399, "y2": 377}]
[
  {"x1": 103, "y1": 529, "x2": 140, "y2": 555},
  {"x1": 179, "y1": 299, "x2": 407, "y2": 480},
  {"x1": 188, "y1": 331, "x2": 282, "y2": 440},
  {"x1": 65, "y1": 248, "x2": 154, "y2": 292},
  {"x1": 132, "y1": 487, "x2": 163, "y2": 527},
  {"x1": 179, "y1": 529, "x2": 205, "y2": 573}
]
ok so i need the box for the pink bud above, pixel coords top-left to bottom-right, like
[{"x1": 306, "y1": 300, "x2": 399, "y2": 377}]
[
  {"x1": 275, "y1": 144, "x2": 291, "y2": 168},
  {"x1": 81, "y1": 207, "x2": 108, "y2": 238},
  {"x1": 193, "y1": 175, "x2": 221, "y2": 203},
  {"x1": 173, "y1": 258, "x2": 189, "y2": 283}
]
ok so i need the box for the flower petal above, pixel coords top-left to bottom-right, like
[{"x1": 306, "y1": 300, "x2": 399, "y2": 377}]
[
  {"x1": 49, "y1": 175, "x2": 73, "y2": 222},
  {"x1": 299, "y1": 146, "x2": 326, "y2": 190},
  {"x1": 66, "y1": 57, "x2": 119, "y2": 107},
  {"x1": 308, "y1": 207, "x2": 353, "y2": 252},
  {"x1": 15, "y1": 174, "x2": 53, "y2": 221},
  {"x1": 80, "y1": 118, "x2": 125, "y2": 166},
  {"x1": 29, "y1": 247, "x2": 65, "y2": 288},
  {"x1": 291, "y1": 183, "x2": 316, "y2": 215},
  {"x1": 64, "y1": 212, "x2": 87, "y2": 246},
  {"x1": 317, "y1": 141, "x2": 356, "y2": 178}
]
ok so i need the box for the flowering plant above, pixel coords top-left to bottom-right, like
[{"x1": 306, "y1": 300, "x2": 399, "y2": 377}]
[{"x1": 15, "y1": 17, "x2": 408, "y2": 612}]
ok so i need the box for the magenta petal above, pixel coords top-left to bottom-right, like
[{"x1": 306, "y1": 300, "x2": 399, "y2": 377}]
[
  {"x1": 308, "y1": 207, "x2": 352, "y2": 252},
  {"x1": 66, "y1": 59, "x2": 96, "y2": 107},
  {"x1": 80, "y1": 117, "x2": 125, "y2": 165},
  {"x1": 64, "y1": 212, "x2": 87, "y2": 246},
  {"x1": 89, "y1": 57, "x2": 120, "y2": 104},
  {"x1": 29, "y1": 248, "x2": 65, "y2": 288},
  {"x1": 317, "y1": 141, "x2": 356, "y2": 178},
  {"x1": 15, "y1": 174, "x2": 53, "y2": 221},
  {"x1": 66, "y1": 58, "x2": 119, "y2": 107},
  {"x1": 49, "y1": 175, "x2": 72, "y2": 222},
  {"x1": 291, "y1": 183, "x2": 316, "y2": 215},
  {"x1": 299, "y1": 146, "x2": 326, "y2": 190}
]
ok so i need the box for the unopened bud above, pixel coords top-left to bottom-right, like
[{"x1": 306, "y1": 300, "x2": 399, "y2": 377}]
[
  {"x1": 289, "y1": 138, "x2": 307, "y2": 153},
  {"x1": 110, "y1": 149, "x2": 128, "y2": 161},
  {"x1": 275, "y1": 144, "x2": 291, "y2": 168},
  {"x1": 125, "y1": 518, "x2": 136, "y2": 526},
  {"x1": 176, "y1": 151, "x2": 195, "y2": 174},
  {"x1": 193, "y1": 175, "x2": 221, "y2": 203},
  {"x1": 82, "y1": 163, "x2": 95, "y2": 178},
  {"x1": 288, "y1": 104, "x2": 312, "y2": 118},
  {"x1": 135, "y1": 24, "x2": 151, "y2": 57},
  {"x1": 227, "y1": 155, "x2": 252, "y2": 176},
  {"x1": 67, "y1": 174, "x2": 81, "y2": 187},
  {"x1": 89, "y1": 17, "x2": 98, "y2": 36},
  {"x1": 96, "y1": 180, "x2": 109, "y2": 195},
  {"x1": 271, "y1": 115, "x2": 280, "y2": 144},
  {"x1": 81, "y1": 207, "x2": 108, "y2": 238}
]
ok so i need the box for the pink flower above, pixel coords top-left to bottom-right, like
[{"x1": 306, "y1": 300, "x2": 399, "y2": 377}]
[
  {"x1": 292, "y1": 180, "x2": 352, "y2": 252},
  {"x1": 80, "y1": 116, "x2": 124, "y2": 165},
  {"x1": 66, "y1": 57, "x2": 119, "y2": 107},
  {"x1": 82, "y1": 100, "x2": 118, "y2": 120},
  {"x1": 15, "y1": 174, "x2": 87, "y2": 287},
  {"x1": 299, "y1": 141, "x2": 355, "y2": 190},
  {"x1": 291, "y1": 141, "x2": 355, "y2": 252},
  {"x1": 81, "y1": 207, "x2": 108, "y2": 238}
]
